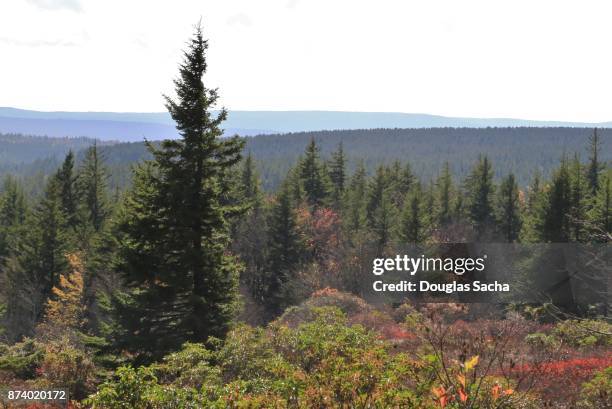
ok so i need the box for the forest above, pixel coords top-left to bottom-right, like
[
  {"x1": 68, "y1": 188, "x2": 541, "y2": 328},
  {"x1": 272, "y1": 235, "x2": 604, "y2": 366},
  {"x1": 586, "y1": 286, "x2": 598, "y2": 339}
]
[
  {"x1": 3, "y1": 125, "x2": 612, "y2": 197},
  {"x1": 0, "y1": 27, "x2": 610, "y2": 408}
]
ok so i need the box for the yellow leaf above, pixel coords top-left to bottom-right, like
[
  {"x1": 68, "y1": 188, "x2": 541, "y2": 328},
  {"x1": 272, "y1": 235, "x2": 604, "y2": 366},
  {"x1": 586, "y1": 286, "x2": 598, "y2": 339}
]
[{"x1": 464, "y1": 355, "x2": 479, "y2": 371}]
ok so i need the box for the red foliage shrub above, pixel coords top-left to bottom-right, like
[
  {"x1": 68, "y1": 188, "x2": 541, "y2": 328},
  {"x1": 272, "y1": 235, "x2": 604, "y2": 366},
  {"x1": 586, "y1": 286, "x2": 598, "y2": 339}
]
[{"x1": 512, "y1": 353, "x2": 612, "y2": 401}]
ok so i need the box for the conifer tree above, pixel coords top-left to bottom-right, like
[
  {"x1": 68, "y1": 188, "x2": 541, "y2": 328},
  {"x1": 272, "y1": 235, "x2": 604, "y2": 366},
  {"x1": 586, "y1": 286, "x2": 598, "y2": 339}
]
[
  {"x1": 399, "y1": 183, "x2": 426, "y2": 243},
  {"x1": 588, "y1": 172, "x2": 611, "y2": 240},
  {"x1": 111, "y1": 25, "x2": 244, "y2": 361},
  {"x1": 569, "y1": 155, "x2": 588, "y2": 241},
  {"x1": 399, "y1": 162, "x2": 415, "y2": 196},
  {"x1": 372, "y1": 191, "x2": 395, "y2": 252},
  {"x1": 0, "y1": 176, "x2": 27, "y2": 258},
  {"x1": 234, "y1": 153, "x2": 267, "y2": 305},
  {"x1": 586, "y1": 128, "x2": 602, "y2": 195},
  {"x1": 4, "y1": 177, "x2": 69, "y2": 340},
  {"x1": 240, "y1": 152, "x2": 262, "y2": 206},
  {"x1": 521, "y1": 171, "x2": 543, "y2": 242},
  {"x1": 288, "y1": 164, "x2": 304, "y2": 205},
  {"x1": 264, "y1": 185, "x2": 302, "y2": 315},
  {"x1": 537, "y1": 160, "x2": 572, "y2": 242},
  {"x1": 366, "y1": 166, "x2": 388, "y2": 226},
  {"x1": 55, "y1": 151, "x2": 78, "y2": 227},
  {"x1": 78, "y1": 143, "x2": 110, "y2": 231},
  {"x1": 495, "y1": 173, "x2": 522, "y2": 242},
  {"x1": 328, "y1": 142, "x2": 346, "y2": 207},
  {"x1": 435, "y1": 162, "x2": 454, "y2": 227},
  {"x1": 345, "y1": 161, "x2": 368, "y2": 235},
  {"x1": 300, "y1": 139, "x2": 328, "y2": 207},
  {"x1": 464, "y1": 156, "x2": 496, "y2": 236}
]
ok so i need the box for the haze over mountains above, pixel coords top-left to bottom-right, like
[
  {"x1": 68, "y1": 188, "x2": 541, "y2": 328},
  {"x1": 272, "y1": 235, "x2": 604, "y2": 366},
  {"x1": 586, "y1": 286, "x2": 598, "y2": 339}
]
[{"x1": 1, "y1": 107, "x2": 612, "y2": 142}]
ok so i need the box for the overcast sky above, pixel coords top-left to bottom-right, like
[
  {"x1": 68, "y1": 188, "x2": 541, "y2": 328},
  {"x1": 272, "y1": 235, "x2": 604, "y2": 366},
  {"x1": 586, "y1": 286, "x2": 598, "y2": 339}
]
[{"x1": 1, "y1": 0, "x2": 612, "y2": 122}]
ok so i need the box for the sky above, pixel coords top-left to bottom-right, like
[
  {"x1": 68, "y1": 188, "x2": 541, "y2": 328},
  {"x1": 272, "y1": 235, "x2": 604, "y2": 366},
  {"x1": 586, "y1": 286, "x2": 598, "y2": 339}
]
[{"x1": 1, "y1": 0, "x2": 612, "y2": 122}]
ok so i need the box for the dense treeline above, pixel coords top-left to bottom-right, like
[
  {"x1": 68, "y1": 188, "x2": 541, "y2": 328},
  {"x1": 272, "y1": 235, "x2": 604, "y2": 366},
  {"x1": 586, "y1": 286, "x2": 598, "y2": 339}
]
[
  {"x1": 3, "y1": 126, "x2": 611, "y2": 197},
  {"x1": 0, "y1": 26, "x2": 610, "y2": 408}
]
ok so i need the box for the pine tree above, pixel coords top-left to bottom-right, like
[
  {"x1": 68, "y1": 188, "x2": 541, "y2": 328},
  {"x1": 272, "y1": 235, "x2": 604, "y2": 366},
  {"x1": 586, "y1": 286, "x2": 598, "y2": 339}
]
[
  {"x1": 435, "y1": 162, "x2": 454, "y2": 227},
  {"x1": 288, "y1": 164, "x2": 304, "y2": 205},
  {"x1": 372, "y1": 191, "x2": 395, "y2": 252},
  {"x1": 234, "y1": 152, "x2": 267, "y2": 305},
  {"x1": 240, "y1": 152, "x2": 262, "y2": 206},
  {"x1": 366, "y1": 166, "x2": 388, "y2": 226},
  {"x1": 0, "y1": 176, "x2": 27, "y2": 258},
  {"x1": 399, "y1": 162, "x2": 415, "y2": 196},
  {"x1": 78, "y1": 143, "x2": 110, "y2": 231},
  {"x1": 399, "y1": 183, "x2": 426, "y2": 243},
  {"x1": 586, "y1": 128, "x2": 602, "y2": 195},
  {"x1": 111, "y1": 25, "x2": 244, "y2": 361},
  {"x1": 345, "y1": 161, "x2": 368, "y2": 235},
  {"x1": 55, "y1": 151, "x2": 78, "y2": 227},
  {"x1": 569, "y1": 155, "x2": 587, "y2": 241},
  {"x1": 464, "y1": 156, "x2": 496, "y2": 236},
  {"x1": 328, "y1": 142, "x2": 346, "y2": 207},
  {"x1": 521, "y1": 171, "x2": 543, "y2": 242},
  {"x1": 264, "y1": 185, "x2": 303, "y2": 315},
  {"x1": 4, "y1": 177, "x2": 69, "y2": 340},
  {"x1": 538, "y1": 160, "x2": 572, "y2": 242},
  {"x1": 424, "y1": 181, "x2": 436, "y2": 227},
  {"x1": 300, "y1": 138, "x2": 328, "y2": 207},
  {"x1": 495, "y1": 173, "x2": 522, "y2": 242},
  {"x1": 588, "y1": 172, "x2": 611, "y2": 240}
]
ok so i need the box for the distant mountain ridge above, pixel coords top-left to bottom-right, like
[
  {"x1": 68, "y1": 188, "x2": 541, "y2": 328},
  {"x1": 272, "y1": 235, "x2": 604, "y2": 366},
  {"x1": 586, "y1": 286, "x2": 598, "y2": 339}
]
[{"x1": 1, "y1": 107, "x2": 611, "y2": 142}]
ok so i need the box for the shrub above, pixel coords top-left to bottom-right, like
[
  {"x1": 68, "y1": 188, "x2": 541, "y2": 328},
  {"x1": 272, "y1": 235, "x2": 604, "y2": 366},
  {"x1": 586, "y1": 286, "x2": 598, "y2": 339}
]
[
  {"x1": 576, "y1": 367, "x2": 612, "y2": 409},
  {"x1": 552, "y1": 319, "x2": 611, "y2": 348},
  {"x1": 524, "y1": 332, "x2": 560, "y2": 350},
  {"x1": 0, "y1": 338, "x2": 44, "y2": 379},
  {"x1": 33, "y1": 336, "x2": 97, "y2": 400},
  {"x1": 276, "y1": 288, "x2": 373, "y2": 327},
  {"x1": 86, "y1": 365, "x2": 206, "y2": 409},
  {"x1": 151, "y1": 342, "x2": 220, "y2": 390}
]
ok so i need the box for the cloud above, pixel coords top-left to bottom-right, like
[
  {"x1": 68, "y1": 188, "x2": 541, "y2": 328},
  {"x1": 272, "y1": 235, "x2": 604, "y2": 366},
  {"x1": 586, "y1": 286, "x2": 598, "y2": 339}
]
[
  {"x1": 26, "y1": 0, "x2": 82, "y2": 12},
  {"x1": 226, "y1": 13, "x2": 252, "y2": 27}
]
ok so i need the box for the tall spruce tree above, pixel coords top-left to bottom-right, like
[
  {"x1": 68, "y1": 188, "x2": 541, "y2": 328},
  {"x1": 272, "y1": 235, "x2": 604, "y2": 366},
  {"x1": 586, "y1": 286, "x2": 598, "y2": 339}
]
[
  {"x1": 435, "y1": 162, "x2": 454, "y2": 227},
  {"x1": 569, "y1": 155, "x2": 588, "y2": 241},
  {"x1": 372, "y1": 191, "x2": 395, "y2": 252},
  {"x1": 586, "y1": 128, "x2": 602, "y2": 195},
  {"x1": 264, "y1": 185, "x2": 302, "y2": 316},
  {"x1": 588, "y1": 172, "x2": 611, "y2": 240},
  {"x1": 55, "y1": 151, "x2": 78, "y2": 227},
  {"x1": 300, "y1": 138, "x2": 328, "y2": 207},
  {"x1": 0, "y1": 176, "x2": 27, "y2": 259},
  {"x1": 538, "y1": 160, "x2": 572, "y2": 242},
  {"x1": 366, "y1": 166, "x2": 388, "y2": 226},
  {"x1": 399, "y1": 183, "x2": 426, "y2": 243},
  {"x1": 4, "y1": 177, "x2": 69, "y2": 340},
  {"x1": 111, "y1": 25, "x2": 244, "y2": 361},
  {"x1": 464, "y1": 156, "x2": 496, "y2": 236},
  {"x1": 345, "y1": 161, "x2": 368, "y2": 235},
  {"x1": 399, "y1": 163, "x2": 416, "y2": 197},
  {"x1": 234, "y1": 153, "x2": 267, "y2": 305},
  {"x1": 240, "y1": 152, "x2": 262, "y2": 207},
  {"x1": 78, "y1": 143, "x2": 110, "y2": 232},
  {"x1": 495, "y1": 173, "x2": 522, "y2": 242},
  {"x1": 328, "y1": 141, "x2": 346, "y2": 207}
]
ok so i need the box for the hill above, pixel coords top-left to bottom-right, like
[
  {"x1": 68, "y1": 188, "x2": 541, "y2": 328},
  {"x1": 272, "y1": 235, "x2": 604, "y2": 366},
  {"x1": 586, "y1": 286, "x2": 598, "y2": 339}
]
[{"x1": 2, "y1": 107, "x2": 612, "y2": 141}]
